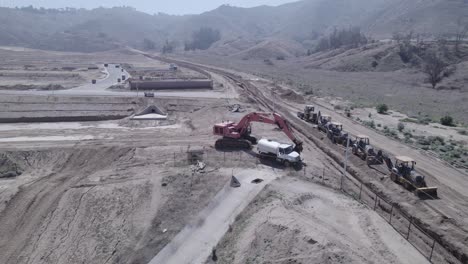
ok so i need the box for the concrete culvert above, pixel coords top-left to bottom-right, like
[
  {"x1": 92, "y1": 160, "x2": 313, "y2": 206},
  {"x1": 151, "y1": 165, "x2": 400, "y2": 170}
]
[
  {"x1": 131, "y1": 105, "x2": 167, "y2": 120},
  {"x1": 251, "y1": 178, "x2": 264, "y2": 184},
  {"x1": 230, "y1": 176, "x2": 241, "y2": 188}
]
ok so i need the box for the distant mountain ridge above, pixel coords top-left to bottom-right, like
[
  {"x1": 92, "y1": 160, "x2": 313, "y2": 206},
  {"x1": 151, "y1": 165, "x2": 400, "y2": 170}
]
[{"x1": 0, "y1": 0, "x2": 467, "y2": 52}]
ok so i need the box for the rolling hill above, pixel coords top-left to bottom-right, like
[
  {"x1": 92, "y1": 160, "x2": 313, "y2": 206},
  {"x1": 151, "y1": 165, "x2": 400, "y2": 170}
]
[{"x1": 0, "y1": 0, "x2": 468, "y2": 52}]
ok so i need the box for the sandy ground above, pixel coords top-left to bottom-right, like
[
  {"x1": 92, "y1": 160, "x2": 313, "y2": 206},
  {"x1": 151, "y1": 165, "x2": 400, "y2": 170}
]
[
  {"x1": 0, "y1": 47, "x2": 105, "y2": 89},
  {"x1": 150, "y1": 168, "x2": 279, "y2": 264},
  {"x1": 351, "y1": 107, "x2": 467, "y2": 143},
  {"x1": 210, "y1": 177, "x2": 429, "y2": 264},
  {"x1": 158, "y1": 55, "x2": 467, "y2": 262},
  {"x1": 0, "y1": 48, "x2": 451, "y2": 264}
]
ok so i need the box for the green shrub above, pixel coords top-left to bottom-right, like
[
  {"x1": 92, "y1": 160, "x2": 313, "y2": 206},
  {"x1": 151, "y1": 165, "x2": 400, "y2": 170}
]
[
  {"x1": 364, "y1": 120, "x2": 376, "y2": 129},
  {"x1": 400, "y1": 118, "x2": 419, "y2": 124},
  {"x1": 376, "y1": 104, "x2": 389, "y2": 114},
  {"x1": 417, "y1": 137, "x2": 431, "y2": 145},
  {"x1": 397, "y1": 122, "x2": 405, "y2": 132},
  {"x1": 334, "y1": 105, "x2": 343, "y2": 110},
  {"x1": 428, "y1": 136, "x2": 445, "y2": 145},
  {"x1": 403, "y1": 131, "x2": 413, "y2": 138},
  {"x1": 440, "y1": 115, "x2": 455, "y2": 126}
]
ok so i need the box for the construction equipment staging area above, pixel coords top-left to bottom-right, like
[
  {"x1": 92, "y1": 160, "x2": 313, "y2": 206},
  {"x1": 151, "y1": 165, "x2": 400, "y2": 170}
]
[{"x1": 0, "y1": 51, "x2": 466, "y2": 264}]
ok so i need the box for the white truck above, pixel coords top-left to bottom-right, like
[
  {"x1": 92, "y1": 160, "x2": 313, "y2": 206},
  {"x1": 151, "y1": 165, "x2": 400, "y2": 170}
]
[{"x1": 257, "y1": 138, "x2": 301, "y2": 166}]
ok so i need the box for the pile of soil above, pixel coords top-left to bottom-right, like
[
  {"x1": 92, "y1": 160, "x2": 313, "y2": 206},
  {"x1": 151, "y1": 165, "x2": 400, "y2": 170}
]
[{"x1": 0, "y1": 154, "x2": 21, "y2": 178}]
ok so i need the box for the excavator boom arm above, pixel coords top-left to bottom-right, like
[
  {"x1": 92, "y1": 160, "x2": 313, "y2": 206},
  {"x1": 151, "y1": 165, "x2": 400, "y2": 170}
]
[{"x1": 234, "y1": 112, "x2": 303, "y2": 152}]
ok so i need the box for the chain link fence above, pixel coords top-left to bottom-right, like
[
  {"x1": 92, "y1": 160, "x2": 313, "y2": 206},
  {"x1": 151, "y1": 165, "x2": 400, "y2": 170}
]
[
  {"x1": 339, "y1": 173, "x2": 461, "y2": 264},
  {"x1": 168, "y1": 147, "x2": 461, "y2": 264}
]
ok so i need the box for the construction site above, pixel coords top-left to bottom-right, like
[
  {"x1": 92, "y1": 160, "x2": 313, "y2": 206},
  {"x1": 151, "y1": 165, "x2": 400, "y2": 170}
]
[{"x1": 0, "y1": 46, "x2": 467, "y2": 264}]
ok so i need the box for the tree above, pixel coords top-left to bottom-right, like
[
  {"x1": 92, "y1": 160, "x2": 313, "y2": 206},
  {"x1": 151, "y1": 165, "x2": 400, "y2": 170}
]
[
  {"x1": 392, "y1": 32, "x2": 404, "y2": 43},
  {"x1": 376, "y1": 104, "x2": 388, "y2": 114},
  {"x1": 454, "y1": 17, "x2": 468, "y2": 55},
  {"x1": 315, "y1": 27, "x2": 368, "y2": 52},
  {"x1": 162, "y1": 40, "x2": 175, "y2": 54},
  {"x1": 440, "y1": 115, "x2": 455, "y2": 126},
  {"x1": 423, "y1": 53, "x2": 448, "y2": 89},
  {"x1": 187, "y1": 27, "x2": 221, "y2": 50},
  {"x1": 397, "y1": 122, "x2": 405, "y2": 132},
  {"x1": 143, "y1": 38, "x2": 156, "y2": 50},
  {"x1": 184, "y1": 41, "x2": 192, "y2": 51},
  {"x1": 397, "y1": 31, "x2": 418, "y2": 64}
]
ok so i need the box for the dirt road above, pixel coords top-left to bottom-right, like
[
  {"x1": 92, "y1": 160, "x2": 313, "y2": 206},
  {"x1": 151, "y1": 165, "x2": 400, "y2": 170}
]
[
  {"x1": 294, "y1": 100, "x2": 468, "y2": 199},
  {"x1": 0, "y1": 49, "x2": 453, "y2": 264},
  {"x1": 148, "y1": 54, "x2": 467, "y2": 263},
  {"x1": 212, "y1": 177, "x2": 430, "y2": 264},
  {"x1": 150, "y1": 168, "x2": 279, "y2": 264}
]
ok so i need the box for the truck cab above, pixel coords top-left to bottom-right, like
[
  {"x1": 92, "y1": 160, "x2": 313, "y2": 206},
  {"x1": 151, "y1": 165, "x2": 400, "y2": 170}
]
[
  {"x1": 257, "y1": 139, "x2": 301, "y2": 165},
  {"x1": 278, "y1": 143, "x2": 301, "y2": 162}
]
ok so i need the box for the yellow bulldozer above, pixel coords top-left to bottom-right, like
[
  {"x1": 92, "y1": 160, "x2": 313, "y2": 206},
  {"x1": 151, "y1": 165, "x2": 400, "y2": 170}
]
[{"x1": 384, "y1": 156, "x2": 438, "y2": 198}]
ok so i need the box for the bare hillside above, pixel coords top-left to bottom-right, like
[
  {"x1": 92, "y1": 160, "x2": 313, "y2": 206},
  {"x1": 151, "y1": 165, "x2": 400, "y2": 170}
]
[{"x1": 1, "y1": 0, "x2": 468, "y2": 52}]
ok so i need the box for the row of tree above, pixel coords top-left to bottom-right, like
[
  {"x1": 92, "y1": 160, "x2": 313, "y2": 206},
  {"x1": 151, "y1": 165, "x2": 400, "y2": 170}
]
[
  {"x1": 315, "y1": 27, "x2": 368, "y2": 52},
  {"x1": 142, "y1": 27, "x2": 221, "y2": 53},
  {"x1": 184, "y1": 27, "x2": 221, "y2": 51}
]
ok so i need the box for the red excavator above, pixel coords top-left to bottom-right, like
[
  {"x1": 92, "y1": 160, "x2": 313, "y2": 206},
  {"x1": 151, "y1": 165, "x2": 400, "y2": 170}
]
[{"x1": 213, "y1": 112, "x2": 303, "y2": 153}]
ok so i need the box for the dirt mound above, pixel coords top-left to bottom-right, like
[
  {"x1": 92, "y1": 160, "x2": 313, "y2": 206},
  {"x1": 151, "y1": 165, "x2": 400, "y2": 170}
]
[
  {"x1": 0, "y1": 84, "x2": 66, "y2": 91},
  {"x1": 0, "y1": 154, "x2": 21, "y2": 178},
  {"x1": 212, "y1": 178, "x2": 429, "y2": 264},
  {"x1": 230, "y1": 38, "x2": 306, "y2": 60}
]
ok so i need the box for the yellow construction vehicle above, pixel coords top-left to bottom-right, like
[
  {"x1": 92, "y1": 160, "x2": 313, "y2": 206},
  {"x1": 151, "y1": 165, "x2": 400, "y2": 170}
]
[
  {"x1": 384, "y1": 156, "x2": 438, "y2": 198},
  {"x1": 352, "y1": 135, "x2": 383, "y2": 165},
  {"x1": 297, "y1": 105, "x2": 318, "y2": 124}
]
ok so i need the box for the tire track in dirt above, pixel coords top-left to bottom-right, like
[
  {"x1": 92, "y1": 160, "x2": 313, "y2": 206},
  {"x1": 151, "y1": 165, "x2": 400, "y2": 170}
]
[
  {"x1": 0, "y1": 147, "x2": 131, "y2": 264},
  {"x1": 144, "y1": 54, "x2": 465, "y2": 263}
]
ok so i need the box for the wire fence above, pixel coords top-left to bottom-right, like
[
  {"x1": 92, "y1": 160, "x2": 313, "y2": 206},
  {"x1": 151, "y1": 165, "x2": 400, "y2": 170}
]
[
  {"x1": 339, "y1": 174, "x2": 462, "y2": 264},
  {"x1": 169, "y1": 147, "x2": 462, "y2": 264}
]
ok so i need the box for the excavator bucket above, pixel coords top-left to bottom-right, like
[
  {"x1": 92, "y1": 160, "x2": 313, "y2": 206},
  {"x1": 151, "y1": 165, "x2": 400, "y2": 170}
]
[
  {"x1": 415, "y1": 187, "x2": 438, "y2": 198},
  {"x1": 293, "y1": 141, "x2": 303, "y2": 153}
]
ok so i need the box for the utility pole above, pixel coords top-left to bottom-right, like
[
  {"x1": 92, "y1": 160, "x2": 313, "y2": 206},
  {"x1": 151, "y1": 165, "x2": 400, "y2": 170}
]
[{"x1": 341, "y1": 136, "x2": 350, "y2": 189}]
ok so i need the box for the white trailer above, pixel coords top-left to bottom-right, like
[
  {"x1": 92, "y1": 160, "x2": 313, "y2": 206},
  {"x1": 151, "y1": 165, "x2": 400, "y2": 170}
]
[{"x1": 257, "y1": 138, "x2": 301, "y2": 166}]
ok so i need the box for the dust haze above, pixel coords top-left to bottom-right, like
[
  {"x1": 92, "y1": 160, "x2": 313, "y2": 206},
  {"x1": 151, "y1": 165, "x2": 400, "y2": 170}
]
[{"x1": 0, "y1": 1, "x2": 467, "y2": 264}]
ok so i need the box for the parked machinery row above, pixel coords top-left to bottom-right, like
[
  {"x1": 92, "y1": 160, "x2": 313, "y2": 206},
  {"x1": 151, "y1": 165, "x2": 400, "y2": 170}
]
[{"x1": 297, "y1": 105, "x2": 438, "y2": 198}]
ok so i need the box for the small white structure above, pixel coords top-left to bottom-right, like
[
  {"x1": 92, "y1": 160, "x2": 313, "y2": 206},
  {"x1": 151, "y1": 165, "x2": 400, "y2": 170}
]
[{"x1": 131, "y1": 105, "x2": 167, "y2": 120}]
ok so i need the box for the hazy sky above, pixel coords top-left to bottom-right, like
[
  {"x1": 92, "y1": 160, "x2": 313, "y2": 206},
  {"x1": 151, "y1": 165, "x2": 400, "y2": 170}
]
[{"x1": 0, "y1": 0, "x2": 296, "y2": 14}]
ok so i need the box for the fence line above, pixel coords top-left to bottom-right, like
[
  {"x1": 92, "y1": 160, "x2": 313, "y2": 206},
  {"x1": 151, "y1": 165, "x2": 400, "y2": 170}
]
[{"x1": 170, "y1": 148, "x2": 461, "y2": 264}]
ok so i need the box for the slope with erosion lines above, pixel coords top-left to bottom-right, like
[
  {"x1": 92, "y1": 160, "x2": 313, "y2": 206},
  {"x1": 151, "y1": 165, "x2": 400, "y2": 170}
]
[{"x1": 211, "y1": 178, "x2": 429, "y2": 264}]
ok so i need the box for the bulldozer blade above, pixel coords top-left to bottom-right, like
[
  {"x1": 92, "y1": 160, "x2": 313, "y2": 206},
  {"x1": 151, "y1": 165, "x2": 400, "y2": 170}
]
[
  {"x1": 415, "y1": 187, "x2": 438, "y2": 198},
  {"x1": 230, "y1": 176, "x2": 241, "y2": 188},
  {"x1": 366, "y1": 156, "x2": 380, "y2": 165}
]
